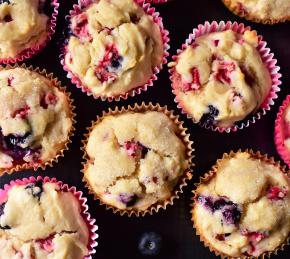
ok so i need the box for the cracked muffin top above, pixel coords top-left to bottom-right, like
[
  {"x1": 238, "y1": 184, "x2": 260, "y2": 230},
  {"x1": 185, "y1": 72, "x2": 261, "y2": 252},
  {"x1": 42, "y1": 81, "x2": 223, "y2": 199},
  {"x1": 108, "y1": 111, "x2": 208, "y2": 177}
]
[
  {"x1": 83, "y1": 111, "x2": 188, "y2": 211},
  {"x1": 0, "y1": 67, "x2": 73, "y2": 173},
  {"x1": 193, "y1": 152, "x2": 290, "y2": 257},
  {"x1": 171, "y1": 29, "x2": 271, "y2": 128},
  {"x1": 64, "y1": 0, "x2": 163, "y2": 98},
  {"x1": 223, "y1": 0, "x2": 290, "y2": 23},
  {"x1": 0, "y1": 0, "x2": 49, "y2": 59},
  {"x1": 0, "y1": 181, "x2": 89, "y2": 258}
]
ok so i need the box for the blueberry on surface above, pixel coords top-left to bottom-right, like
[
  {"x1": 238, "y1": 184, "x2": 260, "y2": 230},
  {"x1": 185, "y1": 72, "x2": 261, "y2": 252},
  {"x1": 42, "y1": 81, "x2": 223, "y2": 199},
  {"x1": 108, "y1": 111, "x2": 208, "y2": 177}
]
[
  {"x1": 3, "y1": 132, "x2": 31, "y2": 150},
  {"x1": 200, "y1": 105, "x2": 219, "y2": 126},
  {"x1": 25, "y1": 181, "x2": 43, "y2": 200},
  {"x1": 140, "y1": 144, "x2": 150, "y2": 159},
  {"x1": 119, "y1": 193, "x2": 137, "y2": 207},
  {"x1": 138, "y1": 232, "x2": 162, "y2": 256},
  {"x1": 0, "y1": 202, "x2": 6, "y2": 217},
  {"x1": 222, "y1": 206, "x2": 241, "y2": 225}
]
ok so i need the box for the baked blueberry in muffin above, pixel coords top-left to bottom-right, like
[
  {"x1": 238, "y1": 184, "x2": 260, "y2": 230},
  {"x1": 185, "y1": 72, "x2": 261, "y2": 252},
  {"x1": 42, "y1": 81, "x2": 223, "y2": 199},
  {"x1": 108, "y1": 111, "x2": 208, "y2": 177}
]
[
  {"x1": 0, "y1": 180, "x2": 90, "y2": 258},
  {"x1": 171, "y1": 29, "x2": 272, "y2": 128},
  {"x1": 64, "y1": 0, "x2": 164, "y2": 98},
  {"x1": 192, "y1": 152, "x2": 290, "y2": 257},
  {"x1": 0, "y1": 0, "x2": 49, "y2": 59},
  {"x1": 0, "y1": 67, "x2": 73, "y2": 174},
  {"x1": 83, "y1": 111, "x2": 189, "y2": 212}
]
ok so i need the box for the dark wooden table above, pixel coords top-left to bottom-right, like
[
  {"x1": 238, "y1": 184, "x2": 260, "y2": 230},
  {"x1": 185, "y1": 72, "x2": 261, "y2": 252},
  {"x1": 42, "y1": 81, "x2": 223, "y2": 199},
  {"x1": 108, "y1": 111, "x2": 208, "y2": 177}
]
[{"x1": 1, "y1": 0, "x2": 289, "y2": 258}]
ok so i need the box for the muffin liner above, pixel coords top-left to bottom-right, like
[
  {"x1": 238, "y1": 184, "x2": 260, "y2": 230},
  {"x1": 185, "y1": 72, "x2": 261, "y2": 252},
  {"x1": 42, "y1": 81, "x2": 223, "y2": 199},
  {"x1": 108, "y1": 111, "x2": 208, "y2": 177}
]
[
  {"x1": 60, "y1": 0, "x2": 170, "y2": 102},
  {"x1": 0, "y1": 0, "x2": 59, "y2": 64},
  {"x1": 191, "y1": 149, "x2": 290, "y2": 258},
  {"x1": 275, "y1": 95, "x2": 290, "y2": 167},
  {"x1": 0, "y1": 63, "x2": 76, "y2": 176},
  {"x1": 0, "y1": 176, "x2": 98, "y2": 258},
  {"x1": 169, "y1": 21, "x2": 282, "y2": 133},
  {"x1": 81, "y1": 102, "x2": 194, "y2": 217},
  {"x1": 222, "y1": 0, "x2": 290, "y2": 24}
]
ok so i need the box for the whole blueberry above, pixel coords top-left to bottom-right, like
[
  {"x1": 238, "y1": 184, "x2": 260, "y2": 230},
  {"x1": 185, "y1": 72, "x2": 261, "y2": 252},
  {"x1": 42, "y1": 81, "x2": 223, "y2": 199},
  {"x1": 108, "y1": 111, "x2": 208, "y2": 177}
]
[
  {"x1": 138, "y1": 232, "x2": 162, "y2": 256},
  {"x1": 25, "y1": 181, "x2": 43, "y2": 200},
  {"x1": 3, "y1": 132, "x2": 31, "y2": 150},
  {"x1": 200, "y1": 105, "x2": 219, "y2": 126},
  {"x1": 0, "y1": 0, "x2": 11, "y2": 5},
  {"x1": 0, "y1": 202, "x2": 6, "y2": 217}
]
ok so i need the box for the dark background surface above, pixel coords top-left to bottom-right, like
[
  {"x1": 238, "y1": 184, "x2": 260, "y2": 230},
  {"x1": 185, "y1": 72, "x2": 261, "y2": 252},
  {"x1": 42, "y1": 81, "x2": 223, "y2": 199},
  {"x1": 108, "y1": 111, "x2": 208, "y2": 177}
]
[{"x1": 0, "y1": 0, "x2": 289, "y2": 258}]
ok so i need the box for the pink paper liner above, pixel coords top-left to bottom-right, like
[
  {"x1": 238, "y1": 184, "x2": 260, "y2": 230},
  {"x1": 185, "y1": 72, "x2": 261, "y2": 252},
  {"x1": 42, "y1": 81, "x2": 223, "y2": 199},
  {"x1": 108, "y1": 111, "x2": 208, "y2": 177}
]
[
  {"x1": 60, "y1": 0, "x2": 170, "y2": 102},
  {"x1": 0, "y1": 176, "x2": 98, "y2": 258},
  {"x1": 0, "y1": 0, "x2": 59, "y2": 64},
  {"x1": 275, "y1": 95, "x2": 290, "y2": 167},
  {"x1": 169, "y1": 21, "x2": 282, "y2": 133}
]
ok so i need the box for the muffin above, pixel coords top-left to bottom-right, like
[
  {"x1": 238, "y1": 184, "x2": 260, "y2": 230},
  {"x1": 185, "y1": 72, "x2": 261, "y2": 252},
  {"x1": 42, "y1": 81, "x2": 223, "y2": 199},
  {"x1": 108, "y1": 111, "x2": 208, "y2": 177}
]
[
  {"x1": 275, "y1": 95, "x2": 290, "y2": 167},
  {"x1": 0, "y1": 66, "x2": 74, "y2": 175},
  {"x1": 170, "y1": 29, "x2": 272, "y2": 129},
  {"x1": 0, "y1": 178, "x2": 92, "y2": 258},
  {"x1": 82, "y1": 106, "x2": 192, "y2": 215},
  {"x1": 222, "y1": 0, "x2": 290, "y2": 24},
  {"x1": 63, "y1": 0, "x2": 165, "y2": 99},
  {"x1": 192, "y1": 151, "x2": 290, "y2": 257},
  {"x1": 0, "y1": 0, "x2": 51, "y2": 60}
]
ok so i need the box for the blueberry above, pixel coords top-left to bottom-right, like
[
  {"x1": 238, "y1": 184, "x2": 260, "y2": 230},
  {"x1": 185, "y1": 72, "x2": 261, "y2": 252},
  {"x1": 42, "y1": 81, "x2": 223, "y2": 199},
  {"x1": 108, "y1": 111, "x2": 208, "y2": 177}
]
[
  {"x1": 138, "y1": 232, "x2": 162, "y2": 256},
  {"x1": 200, "y1": 105, "x2": 219, "y2": 126},
  {"x1": 119, "y1": 193, "x2": 137, "y2": 207},
  {"x1": 222, "y1": 206, "x2": 241, "y2": 225},
  {"x1": 140, "y1": 144, "x2": 150, "y2": 159},
  {"x1": 0, "y1": 0, "x2": 11, "y2": 4},
  {"x1": 0, "y1": 202, "x2": 6, "y2": 217},
  {"x1": 212, "y1": 198, "x2": 233, "y2": 211},
  {"x1": 110, "y1": 54, "x2": 123, "y2": 70},
  {"x1": 0, "y1": 225, "x2": 11, "y2": 230},
  {"x1": 25, "y1": 181, "x2": 43, "y2": 200},
  {"x1": 197, "y1": 195, "x2": 214, "y2": 211},
  {"x1": 3, "y1": 132, "x2": 31, "y2": 150}
]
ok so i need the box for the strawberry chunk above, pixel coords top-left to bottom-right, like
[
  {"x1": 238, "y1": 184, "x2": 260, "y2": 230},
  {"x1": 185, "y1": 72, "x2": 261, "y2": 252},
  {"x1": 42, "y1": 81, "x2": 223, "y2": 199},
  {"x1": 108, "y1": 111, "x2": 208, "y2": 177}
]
[
  {"x1": 124, "y1": 141, "x2": 142, "y2": 157},
  {"x1": 72, "y1": 13, "x2": 92, "y2": 41},
  {"x1": 237, "y1": 2, "x2": 249, "y2": 16},
  {"x1": 95, "y1": 45, "x2": 122, "y2": 83},
  {"x1": 7, "y1": 76, "x2": 14, "y2": 86},
  {"x1": 214, "y1": 61, "x2": 236, "y2": 84},
  {"x1": 267, "y1": 186, "x2": 288, "y2": 200},
  {"x1": 36, "y1": 234, "x2": 54, "y2": 253},
  {"x1": 40, "y1": 92, "x2": 58, "y2": 109},
  {"x1": 12, "y1": 106, "x2": 30, "y2": 119},
  {"x1": 182, "y1": 67, "x2": 201, "y2": 91}
]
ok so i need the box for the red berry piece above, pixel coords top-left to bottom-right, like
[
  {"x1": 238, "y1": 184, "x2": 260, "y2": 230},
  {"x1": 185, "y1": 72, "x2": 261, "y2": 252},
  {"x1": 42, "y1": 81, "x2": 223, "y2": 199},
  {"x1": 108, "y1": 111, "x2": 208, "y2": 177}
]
[
  {"x1": 124, "y1": 141, "x2": 141, "y2": 157},
  {"x1": 12, "y1": 106, "x2": 30, "y2": 119},
  {"x1": 182, "y1": 67, "x2": 201, "y2": 91},
  {"x1": 213, "y1": 39, "x2": 219, "y2": 47},
  {"x1": 119, "y1": 193, "x2": 137, "y2": 207},
  {"x1": 72, "y1": 13, "x2": 92, "y2": 41},
  {"x1": 36, "y1": 234, "x2": 55, "y2": 253},
  {"x1": 40, "y1": 92, "x2": 58, "y2": 109},
  {"x1": 95, "y1": 45, "x2": 123, "y2": 83},
  {"x1": 7, "y1": 76, "x2": 14, "y2": 86},
  {"x1": 237, "y1": 2, "x2": 249, "y2": 16},
  {"x1": 267, "y1": 186, "x2": 288, "y2": 200},
  {"x1": 214, "y1": 61, "x2": 236, "y2": 84}
]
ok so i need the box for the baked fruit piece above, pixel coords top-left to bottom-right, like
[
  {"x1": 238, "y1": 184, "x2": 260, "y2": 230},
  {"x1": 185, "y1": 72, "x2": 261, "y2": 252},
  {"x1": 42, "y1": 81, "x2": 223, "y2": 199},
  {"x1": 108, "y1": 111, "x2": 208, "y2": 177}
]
[
  {"x1": 222, "y1": 0, "x2": 290, "y2": 24},
  {"x1": 64, "y1": 0, "x2": 163, "y2": 98},
  {"x1": 171, "y1": 29, "x2": 272, "y2": 128},
  {"x1": 83, "y1": 111, "x2": 188, "y2": 212},
  {"x1": 0, "y1": 67, "x2": 73, "y2": 174},
  {"x1": 0, "y1": 180, "x2": 90, "y2": 258},
  {"x1": 192, "y1": 152, "x2": 290, "y2": 257},
  {"x1": 0, "y1": 0, "x2": 49, "y2": 59}
]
